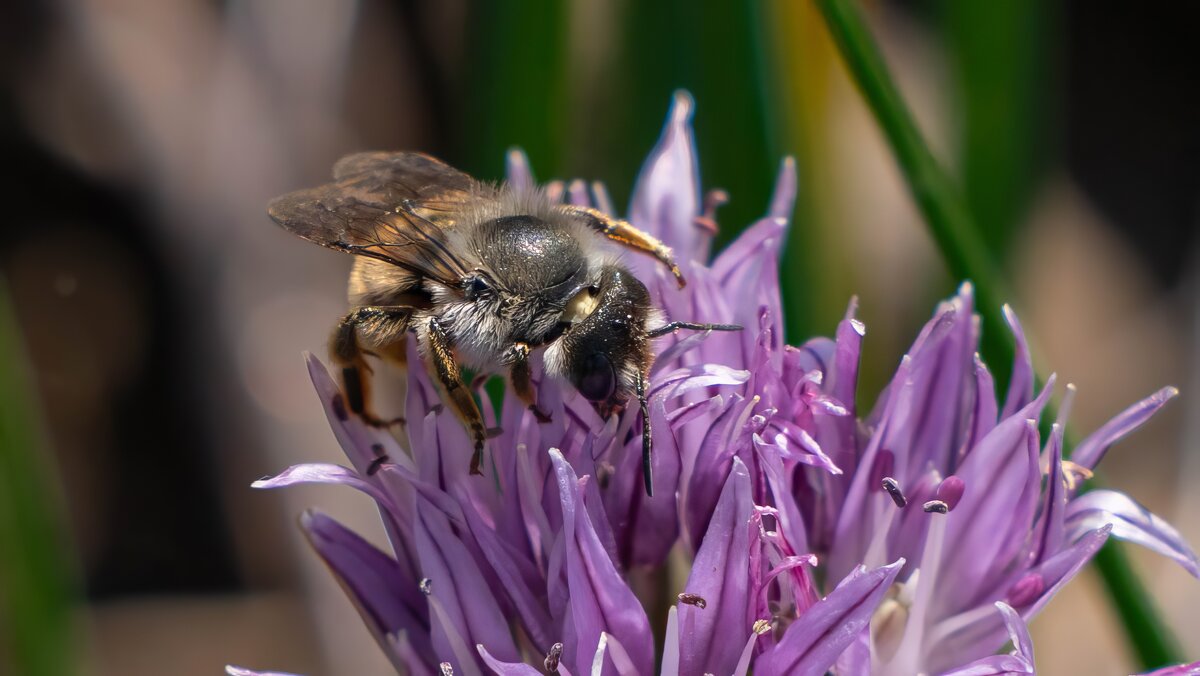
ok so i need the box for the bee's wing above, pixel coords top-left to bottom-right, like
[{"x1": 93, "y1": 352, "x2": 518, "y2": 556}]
[{"x1": 268, "y1": 152, "x2": 486, "y2": 286}]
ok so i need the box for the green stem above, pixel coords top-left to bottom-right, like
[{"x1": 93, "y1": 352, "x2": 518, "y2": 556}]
[
  {"x1": 0, "y1": 282, "x2": 78, "y2": 676},
  {"x1": 813, "y1": 0, "x2": 1014, "y2": 387},
  {"x1": 813, "y1": 0, "x2": 1182, "y2": 668}
]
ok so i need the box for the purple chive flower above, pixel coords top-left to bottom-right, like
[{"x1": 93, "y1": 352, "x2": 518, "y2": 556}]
[
  {"x1": 230, "y1": 93, "x2": 1199, "y2": 676},
  {"x1": 766, "y1": 284, "x2": 1198, "y2": 674}
]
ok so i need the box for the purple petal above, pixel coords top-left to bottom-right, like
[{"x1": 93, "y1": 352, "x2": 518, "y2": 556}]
[
  {"x1": 600, "y1": 396, "x2": 681, "y2": 568},
  {"x1": 1070, "y1": 387, "x2": 1179, "y2": 471},
  {"x1": 755, "y1": 559, "x2": 904, "y2": 676},
  {"x1": 1023, "y1": 524, "x2": 1112, "y2": 618},
  {"x1": 414, "y1": 497, "x2": 521, "y2": 669},
  {"x1": 939, "y1": 380, "x2": 1054, "y2": 613},
  {"x1": 965, "y1": 354, "x2": 998, "y2": 451},
  {"x1": 1029, "y1": 425, "x2": 1067, "y2": 566},
  {"x1": 506, "y1": 148, "x2": 534, "y2": 192},
  {"x1": 567, "y1": 179, "x2": 590, "y2": 207},
  {"x1": 999, "y1": 305, "x2": 1034, "y2": 419},
  {"x1": 253, "y1": 463, "x2": 397, "y2": 516},
  {"x1": 934, "y1": 603, "x2": 1034, "y2": 676},
  {"x1": 732, "y1": 629, "x2": 764, "y2": 676},
  {"x1": 661, "y1": 606, "x2": 680, "y2": 676},
  {"x1": 300, "y1": 511, "x2": 430, "y2": 671},
  {"x1": 305, "y1": 354, "x2": 409, "y2": 475},
  {"x1": 937, "y1": 655, "x2": 1034, "y2": 676},
  {"x1": 629, "y1": 91, "x2": 702, "y2": 261},
  {"x1": 678, "y1": 457, "x2": 754, "y2": 676},
  {"x1": 477, "y1": 645, "x2": 542, "y2": 676},
  {"x1": 550, "y1": 451, "x2": 654, "y2": 676},
  {"x1": 710, "y1": 215, "x2": 787, "y2": 287},
  {"x1": 757, "y1": 442, "x2": 810, "y2": 554},
  {"x1": 768, "y1": 156, "x2": 798, "y2": 221},
  {"x1": 898, "y1": 527, "x2": 1108, "y2": 671},
  {"x1": 1066, "y1": 490, "x2": 1200, "y2": 577},
  {"x1": 1138, "y1": 661, "x2": 1200, "y2": 676},
  {"x1": 997, "y1": 602, "x2": 1034, "y2": 664},
  {"x1": 651, "y1": 363, "x2": 750, "y2": 399},
  {"x1": 465, "y1": 511, "x2": 556, "y2": 650},
  {"x1": 831, "y1": 626, "x2": 872, "y2": 676},
  {"x1": 904, "y1": 285, "x2": 978, "y2": 474},
  {"x1": 225, "y1": 668, "x2": 304, "y2": 676}
]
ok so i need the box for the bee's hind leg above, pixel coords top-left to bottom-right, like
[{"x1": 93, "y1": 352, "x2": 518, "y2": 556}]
[
  {"x1": 330, "y1": 305, "x2": 414, "y2": 429},
  {"x1": 423, "y1": 317, "x2": 489, "y2": 475},
  {"x1": 507, "y1": 342, "x2": 552, "y2": 423}
]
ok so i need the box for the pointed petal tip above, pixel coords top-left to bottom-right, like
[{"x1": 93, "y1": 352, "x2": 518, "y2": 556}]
[
  {"x1": 845, "y1": 295, "x2": 860, "y2": 320},
  {"x1": 669, "y1": 90, "x2": 695, "y2": 123},
  {"x1": 730, "y1": 454, "x2": 750, "y2": 477}
]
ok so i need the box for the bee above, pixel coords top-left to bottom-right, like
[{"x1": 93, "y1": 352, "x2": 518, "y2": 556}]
[{"x1": 268, "y1": 152, "x2": 738, "y2": 494}]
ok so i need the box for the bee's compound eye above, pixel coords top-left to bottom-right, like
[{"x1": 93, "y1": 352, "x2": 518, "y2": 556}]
[{"x1": 577, "y1": 353, "x2": 616, "y2": 402}]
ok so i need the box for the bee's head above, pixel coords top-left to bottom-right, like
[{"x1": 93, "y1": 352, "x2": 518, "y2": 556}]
[{"x1": 545, "y1": 264, "x2": 656, "y2": 415}]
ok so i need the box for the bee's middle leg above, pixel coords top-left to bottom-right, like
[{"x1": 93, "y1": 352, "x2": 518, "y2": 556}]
[
  {"x1": 507, "y1": 342, "x2": 552, "y2": 423},
  {"x1": 330, "y1": 306, "x2": 412, "y2": 427},
  {"x1": 423, "y1": 317, "x2": 489, "y2": 475}
]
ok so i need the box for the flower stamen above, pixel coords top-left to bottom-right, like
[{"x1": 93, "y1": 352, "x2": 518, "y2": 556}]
[
  {"x1": 678, "y1": 593, "x2": 707, "y2": 609},
  {"x1": 935, "y1": 476, "x2": 964, "y2": 511},
  {"x1": 1061, "y1": 460, "x2": 1094, "y2": 491},
  {"x1": 544, "y1": 642, "x2": 564, "y2": 673},
  {"x1": 922, "y1": 500, "x2": 949, "y2": 514},
  {"x1": 882, "y1": 477, "x2": 907, "y2": 508}
]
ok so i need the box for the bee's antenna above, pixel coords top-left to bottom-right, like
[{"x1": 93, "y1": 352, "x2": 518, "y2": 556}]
[
  {"x1": 646, "y1": 321, "x2": 742, "y2": 339},
  {"x1": 636, "y1": 370, "x2": 653, "y2": 497}
]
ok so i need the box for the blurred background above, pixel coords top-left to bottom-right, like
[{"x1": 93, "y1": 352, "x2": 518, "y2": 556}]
[{"x1": 0, "y1": 0, "x2": 1197, "y2": 674}]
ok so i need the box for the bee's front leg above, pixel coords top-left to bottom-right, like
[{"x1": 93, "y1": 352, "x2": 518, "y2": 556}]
[
  {"x1": 423, "y1": 317, "x2": 489, "y2": 475},
  {"x1": 507, "y1": 342, "x2": 552, "y2": 423},
  {"x1": 330, "y1": 305, "x2": 413, "y2": 429},
  {"x1": 560, "y1": 205, "x2": 686, "y2": 288}
]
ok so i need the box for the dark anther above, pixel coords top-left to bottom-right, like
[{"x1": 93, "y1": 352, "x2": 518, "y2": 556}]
[
  {"x1": 678, "y1": 593, "x2": 708, "y2": 609},
  {"x1": 439, "y1": 662, "x2": 453, "y2": 676},
  {"x1": 331, "y1": 393, "x2": 349, "y2": 421},
  {"x1": 419, "y1": 578, "x2": 433, "y2": 595},
  {"x1": 881, "y1": 477, "x2": 907, "y2": 508},
  {"x1": 367, "y1": 454, "x2": 390, "y2": 476},
  {"x1": 544, "y1": 642, "x2": 564, "y2": 673},
  {"x1": 923, "y1": 500, "x2": 949, "y2": 514}
]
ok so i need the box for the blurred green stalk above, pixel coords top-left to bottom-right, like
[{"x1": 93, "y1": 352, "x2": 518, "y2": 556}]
[
  {"x1": 0, "y1": 282, "x2": 77, "y2": 676},
  {"x1": 812, "y1": 0, "x2": 1182, "y2": 668}
]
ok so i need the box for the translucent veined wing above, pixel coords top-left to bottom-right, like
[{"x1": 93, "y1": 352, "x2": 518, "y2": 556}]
[{"x1": 268, "y1": 152, "x2": 489, "y2": 287}]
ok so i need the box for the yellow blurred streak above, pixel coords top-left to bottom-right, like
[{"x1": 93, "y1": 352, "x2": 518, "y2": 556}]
[{"x1": 764, "y1": 0, "x2": 856, "y2": 339}]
